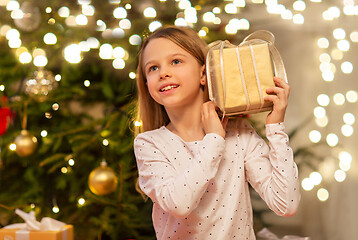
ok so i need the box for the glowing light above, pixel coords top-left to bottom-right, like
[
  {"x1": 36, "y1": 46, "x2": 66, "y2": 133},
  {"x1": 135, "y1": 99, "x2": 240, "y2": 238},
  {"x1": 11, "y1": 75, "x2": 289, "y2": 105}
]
[
  {"x1": 9, "y1": 143, "x2": 16, "y2": 151},
  {"x1": 102, "y1": 139, "x2": 109, "y2": 146},
  {"x1": 331, "y1": 49, "x2": 343, "y2": 60},
  {"x1": 174, "y1": 18, "x2": 187, "y2": 26},
  {"x1": 43, "y1": 33, "x2": 57, "y2": 45},
  {"x1": 33, "y1": 55, "x2": 48, "y2": 67},
  {"x1": 281, "y1": 9, "x2": 293, "y2": 20},
  {"x1": 75, "y1": 14, "x2": 88, "y2": 25},
  {"x1": 293, "y1": 0, "x2": 306, "y2": 11},
  {"x1": 310, "y1": 172, "x2": 322, "y2": 185},
  {"x1": 213, "y1": 7, "x2": 221, "y2": 14},
  {"x1": 55, "y1": 75, "x2": 61, "y2": 81},
  {"x1": 143, "y1": 7, "x2": 156, "y2": 18},
  {"x1": 113, "y1": 47, "x2": 125, "y2": 59},
  {"x1": 6, "y1": 0, "x2": 19, "y2": 11},
  {"x1": 6, "y1": 28, "x2": 20, "y2": 40},
  {"x1": 52, "y1": 206, "x2": 59, "y2": 213},
  {"x1": 199, "y1": 30, "x2": 206, "y2": 37},
  {"x1": 341, "y1": 124, "x2": 353, "y2": 137},
  {"x1": 119, "y1": 19, "x2": 131, "y2": 29},
  {"x1": 64, "y1": 44, "x2": 82, "y2": 63},
  {"x1": 113, "y1": 58, "x2": 125, "y2": 69},
  {"x1": 52, "y1": 103, "x2": 59, "y2": 111},
  {"x1": 309, "y1": 130, "x2": 321, "y2": 143},
  {"x1": 113, "y1": 7, "x2": 127, "y2": 19},
  {"x1": 334, "y1": 169, "x2": 346, "y2": 182},
  {"x1": 293, "y1": 14, "x2": 304, "y2": 24},
  {"x1": 315, "y1": 115, "x2": 328, "y2": 127},
  {"x1": 99, "y1": 43, "x2": 113, "y2": 59},
  {"x1": 343, "y1": 113, "x2": 355, "y2": 125},
  {"x1": 129, "y1": 34, "x2": 141, "y2": 45},
  {"x1": 68, "y1": 159, "x2": 75, "y2": 166},
  {"x1": 129, "y1": 72, "x2": 136, "y2": 79},
  {"x1": 61, "y1": 167, "x2": 68, "y2": 173},
  {"x1": 346, "y1": 90, "x2": 358, "y2": 103},
  {"x1": 58, "y1": 7, "x2": 70, "y2": 18},
  {"x1": 313, "y1": 106, "x2": 326, "y2": 118},
  {"x1": 87, "y1": 37, "x2": 100, "y2": 49},
  {"x1": 82, "y1": 4, "x2": 94, "y2": 16},
  {"x1": 149, "y1": 21, "x2": 162, "y2": 32},
  {"x1": 317, "y1": 38, "x2": 329, "y2": 48},
  {"x1": 96, "y1": 20, "x2": 106, "y2": 31},
  {"x1": 350, "y1": 31, "x2": 358, "y2": 42},
  {"x1": 341, "y1": 61, "x2": 353, "y2": 74},
  {"x1": 0, "y1": 85, "x2": 5, "y2": 91},
  {"x1": 203, "y1": 12, "x2": 215, "y2": 22},
  {"x1": 233, "y1": 0, "x2": 245, "y2": 7},
  {"x1": 339, "y1": 151, "x2": 352, "y2": 171},
  {"x1": 134, "y1": 120, "x2": 142, "y2": 127},
  {"x1": 337, "y1": 40, "x2": 350, "y2": 51},
  {"x1": 112, "y1": 28, "x2": 125, "y2": 38},
  {"x1": 302, "y1": 178, "x2": 314, "y2": 191},
  {"x1": 317, "y1": 94, "x2": 330, "y2": 106},
  {"x1": 41, "y1": 130, "x2": 48, "y2": 137},
  {"x1": 333, "y1": 93, "x2": 345, "y2": 105},
  {"x1": 78, "y1": 198, "x2": 85, "y2": 205},
  {"x1": 319, "y1": 53, "x2": 331, "y2": 63},
  {"x1": 84, "y1": 80, "x2": 90, "y2": 87},
  {"x1": 326, "y1": 133, "x2": 339, "y2": 147},
  {"x1": 225, "y1": 3, "x2": 238, "y2": 14},
  {"x1": 333, "y1": 28, "x2": 346, "y2": 39},
  {"x1": 317, "y1": 188, "x2": 329, "y2": 202},
  {"x1": 19, "y1": 52, "x2": 32, "y2": 64},
  {"x1": 178, "y1": 0, "x2": 191, "y2": 9}
]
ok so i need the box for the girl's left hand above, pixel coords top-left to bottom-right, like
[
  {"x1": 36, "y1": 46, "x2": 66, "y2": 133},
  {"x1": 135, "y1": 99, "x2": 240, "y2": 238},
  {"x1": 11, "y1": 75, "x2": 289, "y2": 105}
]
[{"x1": 264, "y1": 77, "x2": 290, "y2": 124}]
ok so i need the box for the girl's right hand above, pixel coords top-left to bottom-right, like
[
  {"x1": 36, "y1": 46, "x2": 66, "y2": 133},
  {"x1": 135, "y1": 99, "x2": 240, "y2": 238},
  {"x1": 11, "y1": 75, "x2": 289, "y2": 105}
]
[{"x1": 201, "y1": 101, "x2": 229, "y2": 139}]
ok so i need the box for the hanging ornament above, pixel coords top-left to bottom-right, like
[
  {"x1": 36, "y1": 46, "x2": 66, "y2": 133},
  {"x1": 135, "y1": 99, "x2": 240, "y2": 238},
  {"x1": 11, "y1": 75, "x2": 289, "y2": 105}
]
[
  {"x1": 0, "y1": 96, "x2": 13, "y2": 136},
  {"x1": 25, "y1": 68, "x2": 58, "y2": 102},
  {"x1": 88, "y1": 160, "x2": 118, "y2": 196},
  {"x1": 14, "y1": 130, "x2": 38, "y2": 157},
  {"x1": 14, "y1": 2, "x2": 41, "y2": 32}
]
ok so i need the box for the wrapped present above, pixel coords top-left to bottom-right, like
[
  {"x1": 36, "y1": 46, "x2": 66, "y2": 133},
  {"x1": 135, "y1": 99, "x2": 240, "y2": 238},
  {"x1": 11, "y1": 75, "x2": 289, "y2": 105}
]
[
  {"x1": 257, "y1": 228, "x2": 311, "y2": 240},
  {"x1": 206, "y1": 30, "x2": 288, "y2": 116},
  {"x1": 0, "y1": 209, "x2": 73, "y2": 240}
]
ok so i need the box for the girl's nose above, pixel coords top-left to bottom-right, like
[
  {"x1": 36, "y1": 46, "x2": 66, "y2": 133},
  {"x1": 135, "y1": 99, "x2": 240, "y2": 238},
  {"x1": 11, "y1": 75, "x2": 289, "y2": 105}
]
[{"x1": 159, "y1": 67, "x2": 171, "y2": 80}]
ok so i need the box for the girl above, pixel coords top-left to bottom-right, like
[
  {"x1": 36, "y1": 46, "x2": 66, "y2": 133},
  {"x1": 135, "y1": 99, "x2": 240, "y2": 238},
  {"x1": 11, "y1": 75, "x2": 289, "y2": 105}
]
[{"x1": 134, "y1": 26, "x2": 300, "y2": 240}]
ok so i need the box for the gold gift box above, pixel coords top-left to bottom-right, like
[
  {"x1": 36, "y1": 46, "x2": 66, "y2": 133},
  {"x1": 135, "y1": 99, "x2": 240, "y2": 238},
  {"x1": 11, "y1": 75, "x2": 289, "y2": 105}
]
[
  {"x1": 0, "y1": 225, "x2": 74, "y2": 240},
  {"x1": 206, "y1": 30, "x2": 285, "y2": 116}
]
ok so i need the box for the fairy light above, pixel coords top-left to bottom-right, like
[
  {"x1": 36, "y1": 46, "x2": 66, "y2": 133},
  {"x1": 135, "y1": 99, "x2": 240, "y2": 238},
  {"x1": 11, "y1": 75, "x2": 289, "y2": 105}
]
[
  {"x1": 82, "y1": 5, "x2": 94, "y2": 16},
  {"x1": 350, "y1": 31, "x2": 358, "y2": 42},
  {"x1": 333, "y1": 28, "x2": 346, "y2": 39},
  {"x1": 129, "y1": 72, "x2": 136, "y2": 79},
  {"x1": 317, "y1": 94, "x2": 330, "y2": 106},
  {"x1": 61, "y1": 167, "x2": 68, "y2": 174},
  {"x1": 113, "y1": 58, "x2": 125, "y2": 69},
  {"x1": 64, "y1": 44, "x2": 82, "y2": 63},
  {"x1": 65, "y1": 16, "x2": 77, "y2": 27},
  {"x1": 19, "y1": 52, "x2": 32, "y2": 64},
  {"x1": 174, "y1": 18, "x2": 187, "y2": 26},
  {"x1": 0, "y1": 85, "x2": 5, "y2": 91},
  {"x1": 78, "y1": 198, "x2": 85, "y2": 206},
  {"x1": 337, "y1": 39, "x2": 350, "y2": 51},
  {"x1": 341, "y1": 125, "x2": 353, "y2": 137},
  {"x1": 317, "y1": 38, "x2": 329, "y2": 48},
  {"x1": 149, "y1": 21, "x2": 162, "y2": 32},
  {"x1": 331, "y1": 49, "x2": 343, "y2": 60},
  {"x1": 143, "y1": 7, "x2": 156, "y2": 18},
  {"x1": 333, "y1": 93, "x2": 345, "y2": 105},
  {"x1": 41, "y1": 130, "x2": 48, "y2": 137},
  {"x1": 52, "y1": 206, "x2": 59, "y2": 213},
  {"x1": 346, "y1": 90, "x2": 358, "y2": 103},
  {"x1": 203, "y1": 12, "x2": 215, "y2": 23},
  {"x1": 84, "y1": 80, "x2": 90, "y2": 87},
  {"x1": 134, "y1": 120, "x2": 142, "y2": 127},
  {"x1": 317, "y1": 188, "x2": 329, "y2": 201},
  {"x1": 103, "y1": 139, "x2": 109, "y2": 146},
  {"x1": 302, "y1": 178, "x2": 314, "y2": 191},
  {"x1": 9, "y1": 143, "x2": 16, "y2": 151},
  {"x1": 43, "y1": 33, "x2": 57, "y2": 45},
  {"x1": 343, "y1": 113, "x2": 355, "y2": 125},
  {"x1": 313, "y1": 106, "x2": 326, "y2": 118},
  {"x1": 310, "y1": 171, "x2": 322, "y2": 185},
  {"x1": 113, "y1": 7, "x2": 127, "y2": 19},
  {"x1": 33, "y1": 55, "x2": 48, "y2": 67},
  {"x1": 293, "y1": 0, "x2": 306, "y2": 11},
  {"x1": 309, "y1": 130, "x2": 321, "y2": 143},
  {"x1": 178, "y1": 0, "x2": 191, "y2": 10},
  {"x1": 68, "y1": 159, "x2": 75, "y2": 166},
  {"x1": 129, "y1": 34, "x2": 141, "y2": 45},
  {"x1": 225, "y1": 3, "x2": 238, "y2": 14},
  {"x1": 75, "y1": 14, "x2": 88, "y2": 25},
  {"x1": 55, "y1": 74, "x2": 61, "y2": 81},
  {"x1": 6, "y1": 0, "x2": 19, "y2": 11},
  {"x1": 341, "y1": 61, "x2": 353, "y2": 74},
  {"x1": 334, "y1": 169, "x2": 346, "y2": 182},
  {"x1": 96, "y1": 20, "x2": 106, "y2": 31},
  {"x1": 52, "y1": 103, "x2": 59, "y2": 111},
  {"x1": 119, "y1": 19, "x2": 131, "y2": 29}
]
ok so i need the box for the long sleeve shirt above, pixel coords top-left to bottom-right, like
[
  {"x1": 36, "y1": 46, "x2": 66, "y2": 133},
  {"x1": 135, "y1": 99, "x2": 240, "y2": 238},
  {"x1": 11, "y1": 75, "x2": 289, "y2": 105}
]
[{"x1": 134, "y1": 118, "x2": 300, "y2": 240}]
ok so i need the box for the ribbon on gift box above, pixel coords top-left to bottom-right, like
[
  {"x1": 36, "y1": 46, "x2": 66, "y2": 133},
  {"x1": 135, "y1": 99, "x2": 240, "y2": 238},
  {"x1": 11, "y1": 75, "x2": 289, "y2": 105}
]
[
  {"x1": 257, "y1": 228, "x2": 311, "y2": 240},
  {"x1": 4, "y1": 209, "x2": 70, "y2": 240}
]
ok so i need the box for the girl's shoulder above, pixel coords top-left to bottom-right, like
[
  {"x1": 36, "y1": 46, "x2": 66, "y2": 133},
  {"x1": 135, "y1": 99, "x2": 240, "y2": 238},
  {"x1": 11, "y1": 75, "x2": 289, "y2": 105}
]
[
  {"x1": 226, "y1": 117, "x2": 254, "y2": 131},
  {"x1": 135, "y1": 126, "x2": 166, "y2": 142}
]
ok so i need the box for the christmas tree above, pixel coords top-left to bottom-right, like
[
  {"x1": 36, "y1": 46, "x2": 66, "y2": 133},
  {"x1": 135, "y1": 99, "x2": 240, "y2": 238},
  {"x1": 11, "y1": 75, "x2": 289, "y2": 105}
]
[{"x1": 0, "y1": 0, "x2": 243, "y2": 239}]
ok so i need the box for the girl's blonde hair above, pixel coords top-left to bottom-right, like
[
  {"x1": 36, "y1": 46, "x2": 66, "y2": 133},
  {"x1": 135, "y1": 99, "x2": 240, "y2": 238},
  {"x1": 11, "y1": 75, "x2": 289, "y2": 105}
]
[{"x1": 135, "y1": 26, "x2": 208, "y2": 135}]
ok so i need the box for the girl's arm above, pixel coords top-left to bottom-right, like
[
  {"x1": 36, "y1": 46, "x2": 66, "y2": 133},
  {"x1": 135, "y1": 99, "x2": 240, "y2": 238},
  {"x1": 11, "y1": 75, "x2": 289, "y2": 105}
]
[
  {"x1": 244, "y1": 123, "x2": 300, "y2": 216},
  {"x1": 134, "y1": 132, "x2": 225, "y2": 219}
]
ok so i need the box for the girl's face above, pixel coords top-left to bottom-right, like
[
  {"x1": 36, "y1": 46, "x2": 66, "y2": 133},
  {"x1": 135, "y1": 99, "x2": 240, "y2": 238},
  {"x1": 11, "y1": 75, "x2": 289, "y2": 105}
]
[{"x1": 142, "y1": 38, "x2": 206, "y2": 110}]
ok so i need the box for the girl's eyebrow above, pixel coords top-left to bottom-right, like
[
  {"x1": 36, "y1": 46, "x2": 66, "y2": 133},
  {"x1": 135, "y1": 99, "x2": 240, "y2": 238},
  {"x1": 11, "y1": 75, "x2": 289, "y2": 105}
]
[{"x1": 144, "y1": 53, "x2": 187, "y2": 68}]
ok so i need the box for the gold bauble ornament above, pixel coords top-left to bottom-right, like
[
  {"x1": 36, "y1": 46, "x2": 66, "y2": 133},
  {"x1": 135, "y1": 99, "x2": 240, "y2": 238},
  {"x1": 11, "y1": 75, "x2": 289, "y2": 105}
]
[
  {"x1": 88, "y1": 161, "x2": 118, "y2": 196},
  {"x1": 14, "y1": 130, "x2": 38, "y2": 157}
]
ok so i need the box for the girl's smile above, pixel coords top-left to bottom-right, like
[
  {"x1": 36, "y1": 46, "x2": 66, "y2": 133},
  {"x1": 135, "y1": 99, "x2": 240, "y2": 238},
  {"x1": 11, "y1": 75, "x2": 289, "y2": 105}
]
[{"x1": 142, "y1": 38, "x2": 206, "y2": 109}]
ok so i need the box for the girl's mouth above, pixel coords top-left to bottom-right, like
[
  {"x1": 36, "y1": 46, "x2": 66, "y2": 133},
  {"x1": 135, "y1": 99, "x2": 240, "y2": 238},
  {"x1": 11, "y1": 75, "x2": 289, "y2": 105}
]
[{"x1": 160, "y1": 85, "x2": 179, "y2": 92}]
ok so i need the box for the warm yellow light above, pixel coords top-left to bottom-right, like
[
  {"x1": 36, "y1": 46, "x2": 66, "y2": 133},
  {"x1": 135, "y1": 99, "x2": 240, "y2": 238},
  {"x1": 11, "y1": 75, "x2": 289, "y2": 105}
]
[
  {"x1": 75, "y1": 14, "x2": 88, "y2": 25},
  {"x1": 310, "y1": 172, "x2": 322, "y2": 185},
  {"x1": 9, "y1": 143, "x2": 16, "y2": 151},
  {"x1": 129, "y1": 72, "x2": 136, "y2": 79},
  {"x1": 119, "y1": 19, "x2": 131, "y2": 29},
  {"x1": 103, "y1": 139, "x2": 109, "y2": 146},
  {"x1": 333, "y1": 93, "x2": 345, "y2": 105},
  {"x1": 313, "y1": 106, "x2": 326, "y2": 118},
  {"x1": 317, "y1": 94, "x2": 330, "y2": 106},
  {"x1": 149, "y1": 21, "x2": 162, "y2": 32},
  {"x1": 317, "y1": 38, "x2": 329, "y2": 48},
  {"x1": 346, "y1": 90, "x2": 358, "y2": 103},
  {"x1": 134, "y1": 120, "x2": 142, "y2": 127},
  {"x1": 113, "y1": 58, "x2": 125, "y2": 69},
  {"x1": 43, "y1": 33, "x2": 57, "y2": 45},
  {"x1": 58, "y1": 7, "x2": 70, "y2": 17},
  {"x1": 0, "y1": 85, "x2": 5, "y2": 91},
  {"x1": 68, "y1": 159, "x2": 75, "y2": 166},
  {"x1": 317, "y1": 188, "x2": 329, "y2": 202},
  {"x1": 41, "y1": 130, "x2": 48, "y2": 137},
  {"x1": 333, "y1": 28, "x2": 346, "y2": 39},
  {"x1": 143, "y1": 7, "x2": 156, "y2": 18},
  {"x1": 309, "y1": 130, "x2": 321, "y2": 143},
  {"x1": 292, "y1": 14, "x2": 304, "y2": 24},
  {"x1": 52, "y1": 206, "x2": 59, "y2": 213},
  {"x1": 341, "y1": 61, "x2": 353, "y2": 74},
  {"x1": 64, "y1": 44, "x2": 82, "y2": 63},
  {"x1": 113, "y1": 7, "x2": 127, "y2": 19},
  {"x1": 78, "y1": 198, "x2": 85, "y2": 205},
  {"x1": 302, "y1": 178, "x2": 314, "y2": 191},
  {"x1": 61, "y1": 167, "x2": 68, "y2": 173},
  {"x1": 341, "y1": 124, "x2": 353, "y2": 137},
  {"x1": 343, "y1": 113, "x2": 355, "y2": 125},
  {"x1": 129, "y1": 34, "x2": 141, "y2": 45},
  {"x1": 19, "y1": 52, "x2": 32, "y2": 64},
  {"x1": 315, "y1": 115, "x2": 328, "y2": 127},
  {"x1": 84, "y1": 80, "x2": 90, "y2": 87},
  {"x1": 52, "y1": 103, "x2": 59, "y2": 111},
  {"x1": 334, "y1": 169, "x2": 346, "y2": 182},
  {"x1": 326, "y1": 133, "x2": 339, "y2": 147},
  {"x1": 33, "y1": 55, "x2": 48, "y2": 67}
]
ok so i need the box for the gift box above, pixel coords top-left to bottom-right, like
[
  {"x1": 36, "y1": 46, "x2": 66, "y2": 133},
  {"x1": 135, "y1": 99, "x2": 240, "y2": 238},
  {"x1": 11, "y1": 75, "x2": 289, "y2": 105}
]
[
  {"x1": 0, "y1": 225, "x2": 73, "y2": 240},
  {"x1": 0, "y1": 209, "x2": 73, "y2": 240},
  {"x1": 206, "y1": 30, "x2": 287, "y2": 116}
]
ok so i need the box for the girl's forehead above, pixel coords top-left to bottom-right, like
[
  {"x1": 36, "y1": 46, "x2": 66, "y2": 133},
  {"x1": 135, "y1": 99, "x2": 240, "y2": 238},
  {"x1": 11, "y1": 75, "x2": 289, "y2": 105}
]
[{"x1": 143, "y1": 38, "x2": 188, "y2": 60}]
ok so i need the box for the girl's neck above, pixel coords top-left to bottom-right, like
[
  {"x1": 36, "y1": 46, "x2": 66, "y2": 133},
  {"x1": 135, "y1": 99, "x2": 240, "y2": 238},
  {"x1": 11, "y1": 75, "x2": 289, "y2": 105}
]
[{"x1": 165, "y1": 101, "x2": 205, "y2": 142}]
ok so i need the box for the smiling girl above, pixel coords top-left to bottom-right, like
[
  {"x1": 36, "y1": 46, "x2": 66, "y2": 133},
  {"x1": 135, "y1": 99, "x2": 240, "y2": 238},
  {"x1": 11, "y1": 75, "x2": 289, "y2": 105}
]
[{"x1": 134, "y1": 26, "x2": 300, "y2": 240}]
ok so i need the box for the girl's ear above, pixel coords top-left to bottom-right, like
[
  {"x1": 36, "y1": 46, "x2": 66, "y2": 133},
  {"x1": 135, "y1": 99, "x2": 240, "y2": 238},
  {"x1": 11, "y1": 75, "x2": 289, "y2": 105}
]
[{"x1": 200, "y1": 65, "x2": 206, "y2": 86}]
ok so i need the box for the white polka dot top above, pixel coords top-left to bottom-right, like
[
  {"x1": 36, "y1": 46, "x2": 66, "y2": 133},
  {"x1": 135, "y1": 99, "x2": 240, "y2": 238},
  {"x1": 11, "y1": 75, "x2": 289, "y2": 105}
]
[{"x1": 134, "y1": 118, "x2": 300, "y2": 240}]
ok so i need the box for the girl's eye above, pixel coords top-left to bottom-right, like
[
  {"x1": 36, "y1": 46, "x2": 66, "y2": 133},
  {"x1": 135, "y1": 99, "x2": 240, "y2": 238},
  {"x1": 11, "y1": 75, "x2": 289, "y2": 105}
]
[
  {"x1": 149, "y1": 66, "x2": 158, "y2": 72},
  {"x1": 172, "y1": 59, "x2": 181, "y2": 65}
]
